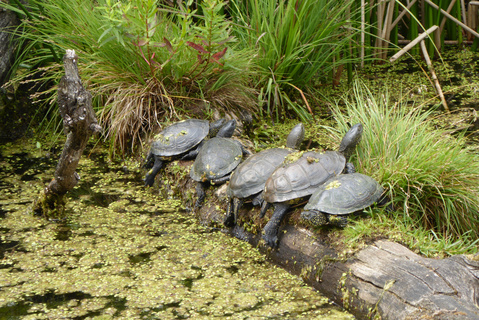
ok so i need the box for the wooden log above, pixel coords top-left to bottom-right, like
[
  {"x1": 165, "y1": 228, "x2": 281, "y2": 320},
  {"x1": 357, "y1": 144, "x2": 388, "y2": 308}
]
[
  {"x1": 33, "y1": 50, "x2": 101, "y2": 217},
  {"x1": 158, "y1": 160, "x2": 479, "y2": 320}
]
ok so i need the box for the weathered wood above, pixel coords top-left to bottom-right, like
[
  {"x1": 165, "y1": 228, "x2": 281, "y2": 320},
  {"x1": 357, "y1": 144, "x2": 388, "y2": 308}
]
[
  {"x1": 389, "y1": 25, "x2": 438, "y2": 62},
  {"x1": 33, "y1": 50, "x2": 101, "y2": 217},
  {"x1": 158, "y1": 160, "x2": 479, "y2": 319},
  {"x1": 420, "y1": 40, "x2": 449, "y2": 112},
  {"x1": 0, "y1": 7, "x2": 20, "y2": 85}
]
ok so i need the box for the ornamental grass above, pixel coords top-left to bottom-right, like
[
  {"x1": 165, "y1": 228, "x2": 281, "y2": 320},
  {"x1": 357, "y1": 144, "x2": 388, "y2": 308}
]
[{"x1": 329, "y1": 81, "x2": 479, "y2": 244}]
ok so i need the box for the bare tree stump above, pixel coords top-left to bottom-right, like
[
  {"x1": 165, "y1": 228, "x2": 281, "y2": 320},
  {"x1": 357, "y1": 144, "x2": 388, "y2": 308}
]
[{"x1": 33, "y1": 49, "x2": 101, "y2": 217}]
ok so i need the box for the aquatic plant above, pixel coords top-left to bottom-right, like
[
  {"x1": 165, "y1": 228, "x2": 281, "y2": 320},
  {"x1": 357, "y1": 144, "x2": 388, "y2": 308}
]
[{"x1": 329, "y1": 80, "x2": 479, "y2": 243}]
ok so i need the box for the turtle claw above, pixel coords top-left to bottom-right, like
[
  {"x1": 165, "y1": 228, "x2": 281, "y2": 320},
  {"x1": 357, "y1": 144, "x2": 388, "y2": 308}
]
[
  {"x1": 144, "y1": 174, "x2": 155, "y2": 187},
  {"x1": 224, "y1": 213, "x2": 235, "y2": 227},
  {"x1": 262, "y1": 234, "x2": 278, "y2": 248}
]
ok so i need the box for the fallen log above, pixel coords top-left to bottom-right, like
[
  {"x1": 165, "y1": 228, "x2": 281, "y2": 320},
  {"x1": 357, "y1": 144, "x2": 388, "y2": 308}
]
[{"x1": 156, "y1": 159, "x2": 479, "y2": 320}]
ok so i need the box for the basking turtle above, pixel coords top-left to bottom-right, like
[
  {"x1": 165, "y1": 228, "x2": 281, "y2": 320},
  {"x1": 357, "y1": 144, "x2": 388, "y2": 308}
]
[
  {"x1": 224, "y1": 123, "x2": 305, "y2": 227},
  {"x1": 144, "y1": 118, "x2": 228, "y2": 187},
  {"x1": 190, "y1": 119, "x2": 249, "y2": 207},
  {"x1": 261, "y1": 123, "x2": 363, "y2": 248},
  {"x1": 301, "y1": 173, "x2": 384, "y2": 228}
]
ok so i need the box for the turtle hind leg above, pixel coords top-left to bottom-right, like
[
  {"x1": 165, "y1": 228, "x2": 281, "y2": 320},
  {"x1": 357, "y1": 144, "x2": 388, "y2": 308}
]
[
  {"x1": 224, "y1": 197, "x2": 243, "y2": 227},
  {"x1": 144, "y1": 156, "x2": 163, "y2": 187},
  {"x1": 262, "y1": 203, "x2": 290, "y2": 248},
  {"x1": 195, "y1": 181, "x2": 209, "y2": 208},
  {"x1": 259, "y1": 201, "x2": 271, "y2": 219},
  {"x1": 251, "y1": 192, "x2": 263, "y2": 207}
]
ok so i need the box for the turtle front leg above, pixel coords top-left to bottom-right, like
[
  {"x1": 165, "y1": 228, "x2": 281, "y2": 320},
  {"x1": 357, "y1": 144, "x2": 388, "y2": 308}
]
[
  {"x1": 329, "y1": 215, "x2": 349, "y2": 228},
  {"x1": 143, "y1": 151, "x2": 155, "y2": 169},
  {"x1": 195, "y1": 181, "x2": 209, "y2": 208},
  {"x1": 224, "y1": 197, "x2": 243, "y2": 227},
  {"x1": 144, "y1": 156, "x2": 163, "y2": 187},
  {"x1": 262, "y1": 202, "x2": 290, "y2": 248}
]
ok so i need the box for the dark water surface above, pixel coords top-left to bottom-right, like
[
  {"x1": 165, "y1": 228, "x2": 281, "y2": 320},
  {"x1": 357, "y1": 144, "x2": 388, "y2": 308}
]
[{"x1": 0, "y1": 140, "x2": 354, "y2": 319}]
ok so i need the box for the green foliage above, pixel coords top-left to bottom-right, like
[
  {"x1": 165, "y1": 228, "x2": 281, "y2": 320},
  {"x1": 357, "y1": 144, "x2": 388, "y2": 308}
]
[
  {"x1": 229, "y1": 0, "x2": 362, "y2": 122},
  {"x1": 1, "y1": 0, "x2": 256, "y2": 153},
  {"x1": 328, "y1": 81, "x2": 479, "y2": 243}
]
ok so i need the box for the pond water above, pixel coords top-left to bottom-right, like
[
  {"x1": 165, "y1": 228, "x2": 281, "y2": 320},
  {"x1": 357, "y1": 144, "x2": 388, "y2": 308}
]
[{"x1": 0, "y1": 140, "x2": 354, "y2": 319}]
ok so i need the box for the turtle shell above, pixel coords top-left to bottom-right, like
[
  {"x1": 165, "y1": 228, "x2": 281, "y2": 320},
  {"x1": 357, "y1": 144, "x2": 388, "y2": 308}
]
[
  {"x1": 190, "y1": 137, "x2": 243, "y2": 182},
  {"x1": 263, "y1": 150, "x2": 346, "y2": 203},
  {"x1": 304, "y1": 173, "x2": 383, "y2": 215},
  {"x1": 227, "y1": 148, "x2": 292, "y2": 199},
  {"x1": 150, "y1": 119, "x2": 209, "y2": 157}
]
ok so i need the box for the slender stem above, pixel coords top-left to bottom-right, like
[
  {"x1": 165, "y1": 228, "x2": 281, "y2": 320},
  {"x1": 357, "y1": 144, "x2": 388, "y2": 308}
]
[{"x1": 419, "y1": 40, "x2": 448, "y2": 112}]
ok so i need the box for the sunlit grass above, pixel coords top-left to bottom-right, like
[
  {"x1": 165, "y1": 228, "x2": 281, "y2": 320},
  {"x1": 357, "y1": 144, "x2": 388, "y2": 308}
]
[
  {"x1": 229, "y1": 0, "x2": 365, "y2": 122},
  {"x1": 327, "y1": 81, "x2": 479, "y2": 253}
]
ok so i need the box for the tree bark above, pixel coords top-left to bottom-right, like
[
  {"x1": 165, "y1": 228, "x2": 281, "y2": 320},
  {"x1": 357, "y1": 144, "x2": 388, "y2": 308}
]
[
  {"x1": 159, "y1": 160, "x2": 479, "y2": 320},
  {"x1": 33, "y1": 50, "x2": 101, "y2": 217},
  {"x1": 0, "y1": 7, "x2": 20, "y2": 86}
]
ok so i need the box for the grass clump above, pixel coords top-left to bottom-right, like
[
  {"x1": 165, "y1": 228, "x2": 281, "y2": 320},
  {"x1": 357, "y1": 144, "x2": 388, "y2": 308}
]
[
  {"x1": 1, "y1": 0, "x2": 256, "y2": 153},
  {"x1": 329, "y1": 81, "x2": 479, "y2": 254},
  {"x1": 229, "y1": 0, "x2": 363, "y2": 122}
]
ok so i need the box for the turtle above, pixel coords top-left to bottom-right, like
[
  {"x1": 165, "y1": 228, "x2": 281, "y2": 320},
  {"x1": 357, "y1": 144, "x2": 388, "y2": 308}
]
[
  {"x1": 144, "y1": 118, "x2": 228, "y2": 187},
  {"x1": 260, "y1": 123, "x2": 363, "y2": 248},
  {"x1": 224, "y1": 123, "x2": 305, "y2": 227},
  {"x1": 300, "y1": 172, "x2": 384, "y2": 228},
  {"x1": 190, "y1": 119, "x2": 250, "y2": 207}
]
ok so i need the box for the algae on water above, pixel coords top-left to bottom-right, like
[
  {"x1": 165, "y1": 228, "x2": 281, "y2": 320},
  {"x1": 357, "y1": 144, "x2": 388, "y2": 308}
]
[{"x1": 0, "y1": 139, "x2": 354, "y2": 319}]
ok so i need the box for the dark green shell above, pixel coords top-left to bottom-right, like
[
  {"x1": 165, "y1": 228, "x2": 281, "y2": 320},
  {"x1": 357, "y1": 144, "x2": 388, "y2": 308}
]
[
  {"x1": 150, "y1": 119, "x2": 209, "y2": 157},
  {"x1": 227, "y1": 148, "x2": 292, "y2": 199},
  {"x1": 263, "y1": 150, "x2": 346, "y2": 203},
  {"x1": 190, "y1": 137, "x2": 243, "y2": 182},
  {"x1": 304, "y1": 173, "x2": 383, "y2": 215}
]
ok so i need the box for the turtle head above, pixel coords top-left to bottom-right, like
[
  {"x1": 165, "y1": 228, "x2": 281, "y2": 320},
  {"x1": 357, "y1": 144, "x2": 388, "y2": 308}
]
[
  {"x1": 216, "y1": 119, "x2": 236, "y2": 138},
  {"x1": 286, "y1": 123, "x2": 305, "y2": 149},
  {"x1": 208, "y1": 118, "x2": 227, "y2": 136},
  {"x1": 301, "y1": 210, "x2": 327, "y2": 227},
  {"x1": 338, "y1": 123, "x2": 363, "y2": 160}
]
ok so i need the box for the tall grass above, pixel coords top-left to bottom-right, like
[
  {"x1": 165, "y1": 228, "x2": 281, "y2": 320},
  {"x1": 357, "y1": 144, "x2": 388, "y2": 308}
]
[
  {"x1": 229, "y1": 0, "x2": 363, "y2": 122},
  {"x1": 1, "y1": 0, "x2": 257, "y2": 153},
  {"x1": 329, "y1": 81, "x2": 479, "y2": 242}
]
